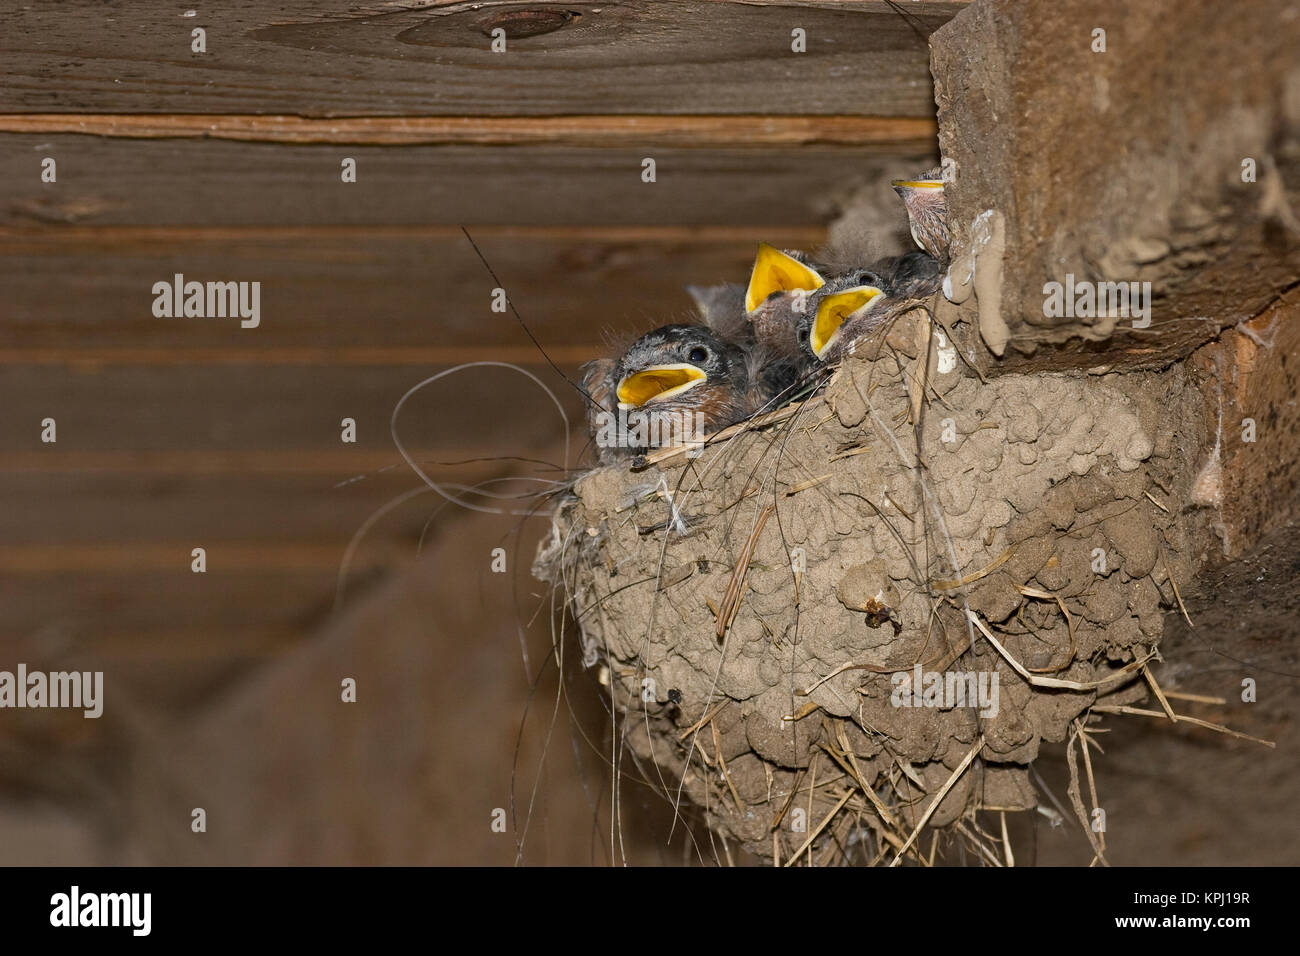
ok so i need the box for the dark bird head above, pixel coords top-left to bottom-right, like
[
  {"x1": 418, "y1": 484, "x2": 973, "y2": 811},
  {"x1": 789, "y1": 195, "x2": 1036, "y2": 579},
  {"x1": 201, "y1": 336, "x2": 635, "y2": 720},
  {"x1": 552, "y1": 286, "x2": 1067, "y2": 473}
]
[
  {"x1": 891, "y1": 167, "x2": 950, "y2": 264},
  {"x1": 881, "y1": 249, "x2": 943, "y2": 298},
  {"x1": 795, "y1": 270, "x2": 890, "y2": 362},
  {"x1": 613, "y1": 324, "x2": 747, "y2": 413},
  {"x1": 583, "y1": 324, "x2": 754, "y2": 463}
]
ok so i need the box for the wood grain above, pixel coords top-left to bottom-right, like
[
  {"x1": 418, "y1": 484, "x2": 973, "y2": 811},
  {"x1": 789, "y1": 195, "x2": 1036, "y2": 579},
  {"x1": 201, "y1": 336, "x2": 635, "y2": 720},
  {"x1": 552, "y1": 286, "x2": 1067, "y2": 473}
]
[
  {"x1": 0, "y1": 461, "x2": 554, "y2": 540},
  {"x1": 0, "y1": 449, "x2": 544, "y2": 473},
  {"x1": 0, "y1": 114, "x2": 936, "y2": 149},
  {"x1": 0, "y1": 1, "x2": 959, "y2": 115},
  {"x1": 0, "y1": 230, "x2": 833, "y2": 355},
  {"x1": 0, "y1": 0, "x2": 954, "y2": 840},
  {"x1": 0, "y1": 544, "x2": 393, "y2": 574},
  {"x1": 0, "y1": 347, "x2": 601, "y2": 367},
  {"x1": 0, "y1": 135, "x2": 928, "y2": 228},
  {"x1": 0, "y1": 364, "x2": 580, "y2": 454},
  {"x1": 1190, "y1": 290, "x2": 1300, "y2": 558}
]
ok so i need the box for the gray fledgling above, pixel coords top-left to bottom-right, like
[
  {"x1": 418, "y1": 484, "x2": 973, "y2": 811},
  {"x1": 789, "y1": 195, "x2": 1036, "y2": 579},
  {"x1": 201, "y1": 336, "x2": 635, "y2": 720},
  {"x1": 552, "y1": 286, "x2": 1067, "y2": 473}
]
[
  {"x1": 583, "y1": 324, "x2": 766, "y2": 463},
  {"x1": 686, "y1": 281, "x2": 747, "y2": 342},
  {"x1": 742, "y1": 242, "x2": 828, "y2": 366},
  {"x1": 892, "y1": 167, "x2": 950, "y2": 265},
  {"x1": 796, "y1": 251, "x2": 942, "y2": 363}
]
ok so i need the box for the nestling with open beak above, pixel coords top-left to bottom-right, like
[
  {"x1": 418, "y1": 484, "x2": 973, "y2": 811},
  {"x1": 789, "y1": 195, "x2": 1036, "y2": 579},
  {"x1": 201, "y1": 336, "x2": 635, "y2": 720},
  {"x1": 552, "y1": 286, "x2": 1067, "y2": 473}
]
[
  {"x1": 796, "y1": 251, "x2": 941, "y2": 364},
  {"x1": 797, "y1": 268, "x2": 891, "y2": 364},
  {"x1": 685, "y1": 279, "x2": 807, "y2": 414},
  {"x1": 583, "y1": 324, "x2": 765, "y2": 463},
  {"x1": 743, "y1": 242, "x2": 828, "y2": 366},
  {"x1": 892, "y1": 167, "x2": 950, "y2": 265}
]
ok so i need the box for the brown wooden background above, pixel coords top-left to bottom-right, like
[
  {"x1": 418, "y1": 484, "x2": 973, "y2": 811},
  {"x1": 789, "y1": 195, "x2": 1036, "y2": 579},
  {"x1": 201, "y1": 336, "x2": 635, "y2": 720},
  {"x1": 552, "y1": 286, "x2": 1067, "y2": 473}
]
[{"x1": 0, "y1": 0, "x2": 955, "y2": 863}]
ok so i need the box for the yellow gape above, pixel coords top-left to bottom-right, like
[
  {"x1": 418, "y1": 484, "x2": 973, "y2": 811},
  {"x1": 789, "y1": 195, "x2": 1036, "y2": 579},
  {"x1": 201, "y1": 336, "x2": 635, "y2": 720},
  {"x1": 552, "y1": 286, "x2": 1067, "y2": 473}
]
[
  {"x1": 811, "y1": 286, "x2": 886, "y2": 359},
  {"x1": 745, "y1": 242, "x2": 825, "y2": 313},
  {"x1": 890, "y1": 179, "x2": 944, "y2": 190},
  {"x1": 616, "y1": 364, "x2": 707, "y2": 408}
]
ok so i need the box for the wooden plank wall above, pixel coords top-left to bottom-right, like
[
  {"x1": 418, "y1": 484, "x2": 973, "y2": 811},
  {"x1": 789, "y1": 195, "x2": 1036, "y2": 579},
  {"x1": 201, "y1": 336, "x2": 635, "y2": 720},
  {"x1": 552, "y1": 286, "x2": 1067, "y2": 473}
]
[{"x1": 0, "y1": 0, "x2": 957, "y2": 839}]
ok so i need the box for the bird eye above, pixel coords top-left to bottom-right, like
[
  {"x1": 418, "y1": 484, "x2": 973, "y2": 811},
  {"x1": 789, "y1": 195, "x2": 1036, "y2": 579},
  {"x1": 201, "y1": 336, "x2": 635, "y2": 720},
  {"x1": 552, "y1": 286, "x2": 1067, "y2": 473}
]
[{"x1": 688, "y1": 346, "x2": 709, "y2": 364}]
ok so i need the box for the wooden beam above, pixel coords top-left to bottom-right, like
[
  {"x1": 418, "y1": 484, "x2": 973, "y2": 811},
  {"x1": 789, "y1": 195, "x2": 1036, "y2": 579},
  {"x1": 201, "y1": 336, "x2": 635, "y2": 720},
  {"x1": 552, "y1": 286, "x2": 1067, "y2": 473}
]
[
  {"x1": 1189, "y1": 289, "x2": 1300, "y2": 558},
  {"x1": 0, "y1": 465, "x2": 565, "y2": 554},
  {"x1": 0, "y1": 347, "x2": 601, "y2": 367},
  {"x1": 1, "y1": 572, "x2": 339, "y2": 636},
  {"x1": 0, "y1": 225, "x2": 829, "y2": 243},
  {"x1": 0, "y1": 1, "x2": 958, "y2": 116},
  {"x1": 0, "y1": 114, "x2": 936, "y2": 149},
  {"x1": 0, "y1": 134, "x2": 926, "y2": 229},
  {"x1": 0, "y1": 365, "x2": 577, "y2": 455},
  {"x1": 0, "y1": 544, "x2": 404, "y2": 573},
  {"x1": 0, "y1": 231, "x2": 829, "y2": 355},
  {"x1": 0, "y1": 448, "x2": 555, "y2": 474}
]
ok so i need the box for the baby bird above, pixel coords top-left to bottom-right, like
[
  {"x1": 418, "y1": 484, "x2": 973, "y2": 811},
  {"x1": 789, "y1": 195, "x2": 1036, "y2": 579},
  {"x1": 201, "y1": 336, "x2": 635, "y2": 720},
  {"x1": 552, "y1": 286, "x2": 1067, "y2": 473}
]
[
  {"x1": 686, "y1": 281, "x2": 747, "y2": 342},
  {"x1": 686, "y1": 248, "x2": 823, "y2": 406},
  {"x1": 892, "y1": 167, "x2": 950, "y2": 265},
  {"x1": 743, "y1": 242, "x2": 827, "y2": 364},
  {"x1": 583, "y1": 324, "x2": 762, "y2": 463},
  {"x1": 797, "y1": 268, "x2": 891, "y2": 364},
  {"x1": 796, "y1": 251, "x2": 942, "y2": 364},
  {"x1": 878, "y1": 248, "x2": 943, "y2": 298},
  {"x1": 686, "y1": 277, "x2": 806, "y2": 411}
]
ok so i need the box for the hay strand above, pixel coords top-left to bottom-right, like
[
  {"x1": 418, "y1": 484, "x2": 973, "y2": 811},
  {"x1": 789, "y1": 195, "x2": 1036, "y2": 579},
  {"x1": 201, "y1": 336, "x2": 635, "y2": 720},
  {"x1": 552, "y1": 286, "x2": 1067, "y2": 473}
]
[
  {"x1": 888, "y1": 736, "x2": 983, "y2": 867},
  {"x1": 968, "y1": 609, "x2": 1152, "y2": 690}
]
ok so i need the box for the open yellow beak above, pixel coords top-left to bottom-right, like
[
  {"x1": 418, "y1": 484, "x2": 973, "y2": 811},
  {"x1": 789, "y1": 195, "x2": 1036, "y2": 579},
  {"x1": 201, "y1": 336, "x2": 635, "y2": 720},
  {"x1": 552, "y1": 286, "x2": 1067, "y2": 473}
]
[
  {"x1": 811, "y1": 286, "x2": 885, "y2": 359},
  {"x1": 891, "y1": 179, "x2": 944, "y2": 190},
  {"x1": 616, "y1": 364, "x2": 707, "y2": 408},
  {"x1": 745, "y1": 242, "x2": 825, "y2": 313}
]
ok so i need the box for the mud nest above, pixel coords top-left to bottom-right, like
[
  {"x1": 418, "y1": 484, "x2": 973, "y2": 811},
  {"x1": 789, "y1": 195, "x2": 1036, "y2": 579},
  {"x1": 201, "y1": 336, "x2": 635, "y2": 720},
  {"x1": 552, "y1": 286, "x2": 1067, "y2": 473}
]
[{"x1": 536, "y1": 309, "x2": 1207, "y2": 865}]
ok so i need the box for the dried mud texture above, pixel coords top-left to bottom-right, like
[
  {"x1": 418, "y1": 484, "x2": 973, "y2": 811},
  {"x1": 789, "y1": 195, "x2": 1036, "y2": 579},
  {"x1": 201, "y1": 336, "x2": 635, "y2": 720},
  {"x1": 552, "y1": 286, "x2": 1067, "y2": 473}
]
[{"x1": 536, "y1": 313, "x2": 1209, "y2": 864}]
